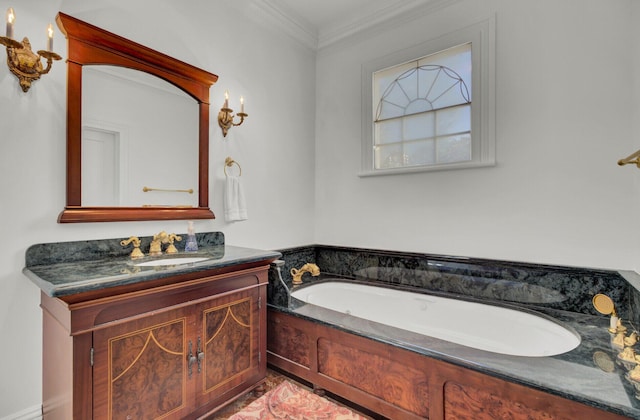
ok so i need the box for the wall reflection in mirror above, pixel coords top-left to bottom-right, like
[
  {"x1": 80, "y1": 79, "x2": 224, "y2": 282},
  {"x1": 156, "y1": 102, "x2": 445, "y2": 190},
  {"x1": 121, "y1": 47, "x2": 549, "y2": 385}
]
[{"x1": 81, "y1": 66, "x2": 199, "y2": 208}]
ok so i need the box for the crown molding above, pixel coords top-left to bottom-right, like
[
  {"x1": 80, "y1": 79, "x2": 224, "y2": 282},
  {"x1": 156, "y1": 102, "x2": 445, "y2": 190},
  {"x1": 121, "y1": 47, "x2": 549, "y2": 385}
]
[
  {"x1": 317, "y1": 0, "x2": 439, "y2": 49},
  {"x1": 257, "y1": 0, "x2": 461, "y2": 51},
  {"x1": 252, "y1": 0, "x2": 318, "y2": 50}
]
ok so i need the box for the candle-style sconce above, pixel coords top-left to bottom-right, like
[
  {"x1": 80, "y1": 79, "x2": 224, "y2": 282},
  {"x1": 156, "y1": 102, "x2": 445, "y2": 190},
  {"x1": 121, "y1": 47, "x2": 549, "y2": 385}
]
[
  {"x1": 0, "y1": 9, "x2": 61, "y2": 92},
  {"x1": 218, "y1": 91, "x2": 248, "y2": 137}
]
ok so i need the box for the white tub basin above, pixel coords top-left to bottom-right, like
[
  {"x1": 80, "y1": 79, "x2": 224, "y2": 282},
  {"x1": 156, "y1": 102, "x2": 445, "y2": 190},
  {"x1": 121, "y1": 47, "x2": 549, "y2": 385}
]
[
  {"x1": 291, "y1": 281, "x2": 581, "y2": 357},
  {"x1": 134, "y1": 257, "x2": 209, "y2": 267}
]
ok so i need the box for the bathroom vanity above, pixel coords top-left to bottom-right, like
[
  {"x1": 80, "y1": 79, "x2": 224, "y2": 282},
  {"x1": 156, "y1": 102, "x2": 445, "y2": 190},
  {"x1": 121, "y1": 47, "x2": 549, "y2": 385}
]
[{"x1": 24, "y1": 233, "x2": 280, "y2": 420}]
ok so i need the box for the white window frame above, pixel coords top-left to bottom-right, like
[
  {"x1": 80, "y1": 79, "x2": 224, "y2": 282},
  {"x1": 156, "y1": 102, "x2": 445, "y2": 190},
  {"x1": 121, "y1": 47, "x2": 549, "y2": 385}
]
[{"x1": 360, "y1": 17, "x2": 496, "y2": 176}]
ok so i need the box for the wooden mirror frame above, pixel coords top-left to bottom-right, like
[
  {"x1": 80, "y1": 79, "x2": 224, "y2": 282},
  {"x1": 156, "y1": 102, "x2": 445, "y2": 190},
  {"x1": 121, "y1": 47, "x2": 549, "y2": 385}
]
[{"x1": 56, "y1": 12, "x2": 218, "y2": 223}]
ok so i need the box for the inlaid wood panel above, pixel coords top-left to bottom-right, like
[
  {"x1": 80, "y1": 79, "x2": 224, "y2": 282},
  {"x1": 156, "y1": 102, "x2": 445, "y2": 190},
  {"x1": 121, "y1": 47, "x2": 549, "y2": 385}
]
[
  {"x1": 93, "y1": 308, "x2": 190, "y2": 420},
  {"x1": 111, "y1": 320, "x2": 185, "y2": 419},
  {"x1": 444, "y1": 381, "x2": 558, "y2": 420},
  {"x1": 317, "y1": 337, "x2": 430, "y2": 417},
  {"x1": 267, "y1": 315, "x2": 311, "y2": 368},
  {"x1": 203, "y1": 298, "x2": 252, "y2": 391}
]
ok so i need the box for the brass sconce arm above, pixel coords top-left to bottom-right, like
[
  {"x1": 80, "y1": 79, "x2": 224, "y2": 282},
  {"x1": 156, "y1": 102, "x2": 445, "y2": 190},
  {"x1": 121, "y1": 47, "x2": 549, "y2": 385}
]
[
  {"x1": 0, "y1": 35, "x2": 61, "y2": 92},
  {"x1": 218, "y1": 107, "x2": 248, "y2": 137}
]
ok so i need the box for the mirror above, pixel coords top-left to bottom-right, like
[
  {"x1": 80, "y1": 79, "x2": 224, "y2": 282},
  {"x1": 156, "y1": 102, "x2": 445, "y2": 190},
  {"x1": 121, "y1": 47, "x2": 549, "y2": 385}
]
[
  {"x1": 56, "y1": 12, "x2": 218, "y2": 223},
  {"x1": 82, "y1": 66, "x2": 199, "y2": 207}
]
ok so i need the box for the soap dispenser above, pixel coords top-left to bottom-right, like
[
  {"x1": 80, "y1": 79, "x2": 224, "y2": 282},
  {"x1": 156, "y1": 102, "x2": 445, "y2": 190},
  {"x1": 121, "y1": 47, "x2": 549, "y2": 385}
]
[{"x1": 185, "y1": 221, "x2": 198, "y2": 252}]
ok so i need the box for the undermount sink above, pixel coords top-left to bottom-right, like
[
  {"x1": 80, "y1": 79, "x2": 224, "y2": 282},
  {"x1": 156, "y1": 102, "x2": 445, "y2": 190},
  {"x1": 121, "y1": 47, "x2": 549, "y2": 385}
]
[{"x1": 134, "y1": 257, "x2": 209, "y2": 267}]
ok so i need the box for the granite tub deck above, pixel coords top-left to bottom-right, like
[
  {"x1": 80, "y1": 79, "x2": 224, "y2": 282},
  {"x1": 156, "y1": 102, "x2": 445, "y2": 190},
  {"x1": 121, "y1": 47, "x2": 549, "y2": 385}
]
[
  {"x1": 267, "y1": 245, "x2": 640, "y2": 419},
  {"x1": 24, "y1": 232, "x2": 281, "y2": 298}
]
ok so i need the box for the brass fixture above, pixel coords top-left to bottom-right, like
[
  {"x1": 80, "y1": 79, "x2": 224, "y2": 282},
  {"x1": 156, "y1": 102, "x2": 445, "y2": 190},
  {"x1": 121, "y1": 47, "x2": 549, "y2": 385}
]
[
  {"x1": 120, "y1": 236, "x2": 144, "y2": 259},
  {"x1": 290, "y1": 263, "x2": 320, "y2": 285},
  {"x1": 630, "y1": 364, "x2": 640, "y2": 382},
  {"x1": 224, "y1": 157, "x2": 242, "y2": 176},
  {"x1": 218, "y1": 91, "x2": 247, "y2": 137},
  {"x1": 612, "y1": 331, "x2": 625, "y2": 349},
  {"x1": 165, "y1": 233, "x2": 182, "y2": 254},
  {"x1": 143, "y1": 186, "x2": 194, "y2": 194},
  {"x1": 618, "y1": 149, "x2": 640, "y2": 168},
  {"x1": 149, "y1": 231, "x2": 169, "y2": 256},
  {"x1": 625, "y1": 332, "x2": 638, "y2": 347},
  {"x1": 1, "y1": 9, "x2": 61, "y2": 92},
  {"x1": 149, "y1": 231, "x2": 182, "y2": 255},
  {"x1": 593, "y1": 293, "x2": 619, "y2": 333}
]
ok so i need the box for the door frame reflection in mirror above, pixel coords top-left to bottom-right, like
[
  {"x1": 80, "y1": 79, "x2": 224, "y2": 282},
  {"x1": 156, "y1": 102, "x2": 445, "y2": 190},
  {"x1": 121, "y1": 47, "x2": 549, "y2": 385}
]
[{"x1": 56, "y1": 12, "x2": 218, "y2": 223}]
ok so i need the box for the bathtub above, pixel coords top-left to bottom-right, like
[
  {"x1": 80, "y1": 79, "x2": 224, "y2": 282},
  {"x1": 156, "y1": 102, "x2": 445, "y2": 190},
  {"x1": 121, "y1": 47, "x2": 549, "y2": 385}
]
[{"x1": 290, "y1": 280, "x2": 580, "y2": 357}]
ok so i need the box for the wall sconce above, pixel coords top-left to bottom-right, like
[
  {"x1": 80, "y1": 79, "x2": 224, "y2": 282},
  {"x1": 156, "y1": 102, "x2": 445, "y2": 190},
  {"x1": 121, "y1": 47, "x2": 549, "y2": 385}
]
[
  {"x1": 218, "y1": 91, "x2": 248, "y2": 137},
  {"x1": 0, "y1": 8, "x2": 61, "y2": 92}
]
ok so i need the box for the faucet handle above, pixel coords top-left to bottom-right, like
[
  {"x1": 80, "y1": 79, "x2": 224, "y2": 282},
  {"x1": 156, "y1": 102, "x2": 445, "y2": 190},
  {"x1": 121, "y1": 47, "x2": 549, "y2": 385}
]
[
  {"x1": 165, "y1": 233, "x2": 182, "y2": 254},
  {"x1": 120, "y1": 236, "x2": 144, "y2": 259}
]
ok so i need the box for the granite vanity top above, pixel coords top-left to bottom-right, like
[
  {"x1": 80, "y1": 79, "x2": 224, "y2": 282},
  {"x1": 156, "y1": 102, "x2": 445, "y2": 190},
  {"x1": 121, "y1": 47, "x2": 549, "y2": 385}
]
[
  {"x1": 270, "y1": 279, "x2": 640, "y2": 419},
  {"x1": 23, "y1": 232, "x2": 281, "y2": 298}
]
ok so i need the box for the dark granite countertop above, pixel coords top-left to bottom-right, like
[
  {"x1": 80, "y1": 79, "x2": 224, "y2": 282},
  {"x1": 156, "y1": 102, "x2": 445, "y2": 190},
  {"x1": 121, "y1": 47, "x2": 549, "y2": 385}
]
[
  {"x1": 23, "y1": 233, "x2": 281, "y2": 298},
  {"x1": 270, "y1": 279, "x2": 640, "y2": 419}
]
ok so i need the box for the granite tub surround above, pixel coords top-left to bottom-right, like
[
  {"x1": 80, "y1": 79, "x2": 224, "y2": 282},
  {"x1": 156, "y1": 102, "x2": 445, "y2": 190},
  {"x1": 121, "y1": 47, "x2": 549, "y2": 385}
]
[
  {"x1": 266, "y1": 245, "x2": 640, "y2": 419},
  {"x1": 270, "y1": 245, "x2": 634, "y2": 321},
  {"x1": 24, "y1": 231, "x2": 281, "y2": 298}
]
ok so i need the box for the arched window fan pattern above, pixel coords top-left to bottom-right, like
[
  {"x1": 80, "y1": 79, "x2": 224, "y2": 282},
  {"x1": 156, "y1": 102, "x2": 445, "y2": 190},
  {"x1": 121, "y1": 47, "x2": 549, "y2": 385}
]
[{"x1": 373, "y1": 43, "x2": 472, "y2": 170}]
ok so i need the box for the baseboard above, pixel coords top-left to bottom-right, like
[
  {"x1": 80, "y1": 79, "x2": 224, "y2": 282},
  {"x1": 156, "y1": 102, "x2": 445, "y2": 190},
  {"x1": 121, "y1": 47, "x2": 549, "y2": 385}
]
[{"x1": 0, "y1": 405, "x2": 42, "y2": 420}]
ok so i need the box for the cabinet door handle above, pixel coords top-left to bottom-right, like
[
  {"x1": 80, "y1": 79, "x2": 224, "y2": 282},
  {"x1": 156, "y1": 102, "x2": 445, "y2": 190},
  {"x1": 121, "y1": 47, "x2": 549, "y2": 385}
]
[
  {"x1": 196, "y1": 336, "x2": 205, "y2": 373},
  {"x1": 187, "y1": 340, "x2": 197, "y2": 378}
]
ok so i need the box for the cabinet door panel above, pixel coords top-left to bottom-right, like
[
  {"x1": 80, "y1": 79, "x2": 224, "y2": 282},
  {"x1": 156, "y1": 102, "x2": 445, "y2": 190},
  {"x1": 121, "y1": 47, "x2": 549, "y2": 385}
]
[
  {"x1": 204, "y1": 297, "x2": 252, "y2": 389},
  {"x1": 197, "y1": 287, "x2": 263, "y2": 406},
  {"x1": 93, "y1": 308, "x2": 193, "y2": 420}
]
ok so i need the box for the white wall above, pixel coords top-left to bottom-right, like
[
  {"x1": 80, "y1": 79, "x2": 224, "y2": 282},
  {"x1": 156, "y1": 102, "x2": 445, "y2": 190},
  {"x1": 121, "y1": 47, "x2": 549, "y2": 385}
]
[
  {"x1": 315, "y1": 0, "x2": 640, "y2": 270},
  {"x1": 0, "y1": 0, "x2": 316, "y2": 417},
  {"x1": 2, "y1": 0, "x2": 640, "y2": 417}
]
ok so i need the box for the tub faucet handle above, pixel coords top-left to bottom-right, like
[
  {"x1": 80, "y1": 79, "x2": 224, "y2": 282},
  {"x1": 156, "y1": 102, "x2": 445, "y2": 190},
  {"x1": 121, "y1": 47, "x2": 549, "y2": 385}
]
[{"x1": 290, "y1": 263, "x2": 320, "y2": 285}]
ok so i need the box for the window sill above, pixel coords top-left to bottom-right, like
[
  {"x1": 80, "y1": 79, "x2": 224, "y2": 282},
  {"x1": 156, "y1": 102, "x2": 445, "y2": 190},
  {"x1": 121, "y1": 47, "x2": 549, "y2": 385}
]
[{"x1": 358, "y1": 160, "x2": 495, "y2": 177}]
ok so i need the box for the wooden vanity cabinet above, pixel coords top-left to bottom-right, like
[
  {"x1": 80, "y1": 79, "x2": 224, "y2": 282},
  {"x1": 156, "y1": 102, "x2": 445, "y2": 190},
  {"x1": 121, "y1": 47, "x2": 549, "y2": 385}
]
[{"x1": 41, "y1": 265, "x2": 269, "y2": 420}]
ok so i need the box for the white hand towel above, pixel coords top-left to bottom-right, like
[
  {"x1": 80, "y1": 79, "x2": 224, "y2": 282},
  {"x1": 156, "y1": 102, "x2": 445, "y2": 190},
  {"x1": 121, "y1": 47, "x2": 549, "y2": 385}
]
[{"x1": 224, "y1": 175, "x2": 248, "y2": 221}]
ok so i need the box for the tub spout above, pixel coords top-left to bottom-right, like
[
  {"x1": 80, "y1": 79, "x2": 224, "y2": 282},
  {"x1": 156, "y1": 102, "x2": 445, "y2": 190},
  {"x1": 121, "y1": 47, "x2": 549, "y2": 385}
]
[{"x1": 291, "y1": 263, "x2": 320, "y2": 285}]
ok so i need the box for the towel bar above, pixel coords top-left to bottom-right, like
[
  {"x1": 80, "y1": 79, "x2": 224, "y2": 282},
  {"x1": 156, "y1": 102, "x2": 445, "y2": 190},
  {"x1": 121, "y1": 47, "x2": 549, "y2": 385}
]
[{"x1": 142, "y1": 186, "x2": 194, "y2": 194}]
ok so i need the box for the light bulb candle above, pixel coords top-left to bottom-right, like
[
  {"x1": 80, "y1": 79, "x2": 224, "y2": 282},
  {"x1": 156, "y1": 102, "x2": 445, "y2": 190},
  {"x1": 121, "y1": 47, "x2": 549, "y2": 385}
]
[
  {"x1": 240, "y1": 96, "x2": 244, "y2": 114},
  {"x1": 46, "y1": 23, "x2": 53, "y2": 51},
  {"x1": 224, "y1": 91, "x2": 229, "y2": 109},
  {"x1": 6, "y1": 8, "x2": 15, "y2": 39}
]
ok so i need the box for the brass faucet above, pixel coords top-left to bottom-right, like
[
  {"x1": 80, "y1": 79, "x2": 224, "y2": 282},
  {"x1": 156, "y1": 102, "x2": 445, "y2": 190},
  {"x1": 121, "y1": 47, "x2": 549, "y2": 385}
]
[
  {"x1": 149, "y1": 231, "x2": 169, "y2": 257},
  {"x1": 124, "y1": 231, "x2": 183, "y2": 259},
  {"x1": 120, "y1": 236, "x2": 144, "y2": 259},
  {"x1": 290, "y1": 263, "x2": 320, "y2": 285}
]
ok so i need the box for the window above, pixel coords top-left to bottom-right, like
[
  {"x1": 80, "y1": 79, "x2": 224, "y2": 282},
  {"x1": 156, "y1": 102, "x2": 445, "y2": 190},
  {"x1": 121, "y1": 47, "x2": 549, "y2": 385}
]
[{"x1": 361, "y1": 17, "x2": 495, "y2": 176}]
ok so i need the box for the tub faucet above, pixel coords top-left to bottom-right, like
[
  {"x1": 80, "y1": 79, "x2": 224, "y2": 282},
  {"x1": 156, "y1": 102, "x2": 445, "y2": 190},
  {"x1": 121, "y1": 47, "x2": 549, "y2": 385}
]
[{"x1": 290, "y1": 263, "x2": 320, "y2": 285}]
